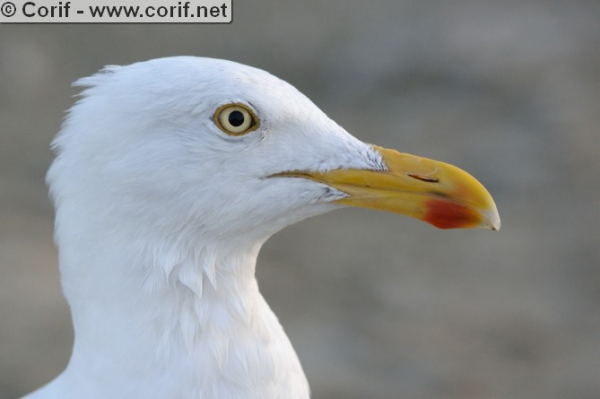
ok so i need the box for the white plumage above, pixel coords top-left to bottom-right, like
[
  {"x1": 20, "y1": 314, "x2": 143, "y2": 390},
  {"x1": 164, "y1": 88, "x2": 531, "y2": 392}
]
[{"x1": 23, "y1": 56, "x2": 499, "y2": 399}]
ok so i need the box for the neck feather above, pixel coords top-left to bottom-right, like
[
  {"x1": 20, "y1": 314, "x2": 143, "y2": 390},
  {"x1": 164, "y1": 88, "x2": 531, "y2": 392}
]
[
  {"x1": 54, "y1": 225, "x2": 308, "y2": 398},
  {"x1": 62, "y1": 226, "x2": 261, "y2": 351}
]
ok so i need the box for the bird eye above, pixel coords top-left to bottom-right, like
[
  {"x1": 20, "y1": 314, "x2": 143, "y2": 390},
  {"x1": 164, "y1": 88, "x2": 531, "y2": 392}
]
[{"x1": 214, "y1": 103, "x2": 259, "y2": 136}]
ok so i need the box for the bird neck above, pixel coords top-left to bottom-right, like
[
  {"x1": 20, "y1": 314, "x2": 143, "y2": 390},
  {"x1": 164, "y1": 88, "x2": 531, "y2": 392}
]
[
  {"x1": 67, "y1": 237, "x2": 261, "y2": 348},
  {"x1": 56, "y1": 229, "x2": 306, "y2": 397}
]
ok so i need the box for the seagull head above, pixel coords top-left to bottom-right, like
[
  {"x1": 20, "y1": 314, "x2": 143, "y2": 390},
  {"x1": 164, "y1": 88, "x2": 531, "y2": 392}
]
[
  {"x1": 48, "y1": 56, "x2": 499, "y2": 255},
  {"x1": 39, "y1": 57, "x2": 501, "y2": 398}
]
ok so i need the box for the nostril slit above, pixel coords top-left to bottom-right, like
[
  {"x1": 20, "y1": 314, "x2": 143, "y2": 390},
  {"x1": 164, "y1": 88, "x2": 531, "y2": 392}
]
[{"x1": 407, "y1": 173, "x2": 439, "y2": 183}]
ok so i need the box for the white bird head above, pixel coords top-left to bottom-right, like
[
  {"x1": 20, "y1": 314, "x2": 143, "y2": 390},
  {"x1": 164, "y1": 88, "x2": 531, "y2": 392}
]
[
  {"x1": 48, "y1": 56, "x2": 499, "y2": 255},
  {"x1": 35, "y1": 56, "x2": 501, "y2": 399}
]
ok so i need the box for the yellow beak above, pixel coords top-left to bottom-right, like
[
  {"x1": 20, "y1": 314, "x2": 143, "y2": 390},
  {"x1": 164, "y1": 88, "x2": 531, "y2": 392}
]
[{"x1": 275, "y1": 145, "x2": 500, "y2": 230}]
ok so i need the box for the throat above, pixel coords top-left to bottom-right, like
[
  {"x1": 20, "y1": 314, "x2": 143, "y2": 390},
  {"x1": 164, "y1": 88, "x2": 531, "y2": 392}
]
[
  {"x1": 62, "y1": 241, "x2": 304, "y2": 397},
  {"x1": 148, "y1": 244, "x2": 263, "y2": 353}
]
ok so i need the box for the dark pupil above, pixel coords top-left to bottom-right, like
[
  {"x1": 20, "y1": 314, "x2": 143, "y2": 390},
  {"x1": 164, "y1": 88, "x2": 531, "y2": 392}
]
[{"x1": 228, "y1": 110, "x2": 245, "y2": 127}]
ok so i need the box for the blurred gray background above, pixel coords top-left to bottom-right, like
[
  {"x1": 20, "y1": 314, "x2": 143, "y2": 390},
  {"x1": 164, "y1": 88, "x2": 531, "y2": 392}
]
[{"x1": 1, "y1": 1, "x2": 599, "y2": 398}]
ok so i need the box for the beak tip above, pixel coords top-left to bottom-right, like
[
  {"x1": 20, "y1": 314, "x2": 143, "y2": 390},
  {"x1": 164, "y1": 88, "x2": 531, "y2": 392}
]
[{"x1": 485, "y1": 210, "x2": 501, "y2": 231}]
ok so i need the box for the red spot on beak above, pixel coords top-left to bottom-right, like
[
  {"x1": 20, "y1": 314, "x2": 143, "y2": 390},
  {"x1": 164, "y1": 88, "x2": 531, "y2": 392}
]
[{"x1": 424, "y1": 199, "x2": 480, "y2": 229}]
